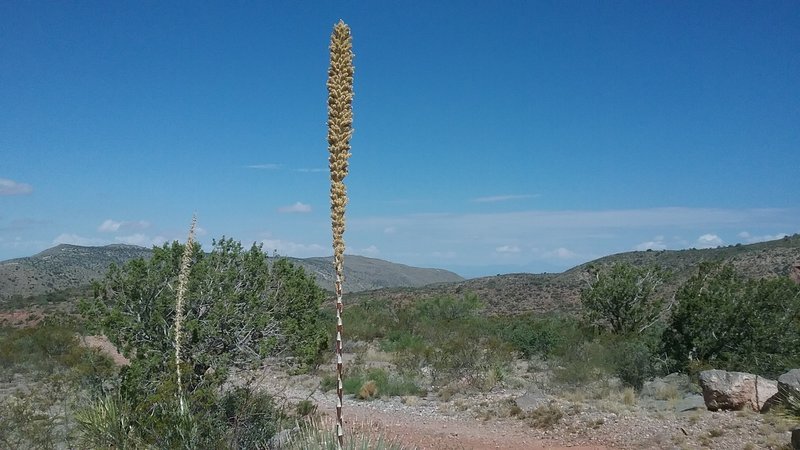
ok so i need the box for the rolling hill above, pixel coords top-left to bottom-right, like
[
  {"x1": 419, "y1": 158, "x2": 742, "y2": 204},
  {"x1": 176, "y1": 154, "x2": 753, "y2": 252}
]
[
  {"x1": 348, "y1": 234, "x2": 800, "y2": 315},
  {"x1": 0, "y1": 244, "x2": 464, "y2": 304}
]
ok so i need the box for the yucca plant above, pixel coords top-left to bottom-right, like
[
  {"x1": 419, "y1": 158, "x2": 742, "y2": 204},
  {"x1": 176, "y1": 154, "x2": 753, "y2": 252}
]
[
  {"x1": 327, "y1": 19, "x2": 354, "y2": 447},
  {"x1": 173, "y1": 214, "x2": 197, "y2": 415},
  {"x1": 284, "y1": 417, "x2": 409, "y2": 450}
]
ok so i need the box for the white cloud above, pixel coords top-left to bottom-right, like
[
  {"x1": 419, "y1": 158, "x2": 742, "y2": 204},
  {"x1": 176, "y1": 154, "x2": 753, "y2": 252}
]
[
  {"x1": 635, "y1": 241, "x2": 667, "y2": 251},
  {"x1": 635, "y1": 235, "x2": 667, "y2": 251},
  {"x1": 431, "y1": 250, "x2": 458, "y2": 259},
  {"x1": 278, "y1": 202, "x2": 312, "y2": 213},
  {"x1": 245, "y1": 164, "x2": 281, "y2": 169},
  {"x1": 52, "y1": 233, "x2": 107, "y2": 247},
  {"x1": 495, "y1": 245, "x2": 521, "y2": 253},
  {"x1": 383, "y1": 226, "x2": 397, "y2": 235},
  {"x1": 472, "y1": 194, "x2": 537, "y2": 203},
  {"x1": 695, "y1": 233, "x2": 724, "y2": 248},
  {"x1": 352, "y1": 207, "x2": 790, "y2": 233},
  {"x1": 0, "y1": 178, "x2": 33, "y2": 196},
  {"x1": 261, "y1": 239, "x2": 326, "y2": 258},
  {"x1": 98, "y1": 219, "x2": 150, "y2": 233},
  {"x1": 296, "y1": 168, "x2": 326, "y2": 173},
  {"x1": 543, "y1": 247, "x2": 577, "y2": 260},
  {"x1": 114, "y1": 234, "x2": 167, "y2": 247}
]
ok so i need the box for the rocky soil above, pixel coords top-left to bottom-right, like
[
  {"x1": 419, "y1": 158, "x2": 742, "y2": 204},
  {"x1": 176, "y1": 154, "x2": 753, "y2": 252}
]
[{"x1": 240, "y1": 359, "x2": 798, "y2": 450}]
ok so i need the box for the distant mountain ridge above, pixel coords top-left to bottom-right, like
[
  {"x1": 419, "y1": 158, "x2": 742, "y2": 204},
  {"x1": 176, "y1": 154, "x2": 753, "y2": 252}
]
[
  {"x1": 0, "y1": 244, "x2": 464, "y2": 302},
  {"x1": 349, "y1": 234, "x2": 800, "y2": 315}
]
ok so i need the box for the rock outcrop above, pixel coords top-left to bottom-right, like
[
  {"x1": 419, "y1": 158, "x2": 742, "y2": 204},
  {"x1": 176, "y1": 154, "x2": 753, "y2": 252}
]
[{"x1": 699, "y1": 370, "x2": 779, "y2": 412}]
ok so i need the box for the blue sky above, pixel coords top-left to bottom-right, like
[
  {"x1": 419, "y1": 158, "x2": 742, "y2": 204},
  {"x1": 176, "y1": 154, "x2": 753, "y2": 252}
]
[{"x1": 1, "y1": 1, "x2": 798, "y2": 278}]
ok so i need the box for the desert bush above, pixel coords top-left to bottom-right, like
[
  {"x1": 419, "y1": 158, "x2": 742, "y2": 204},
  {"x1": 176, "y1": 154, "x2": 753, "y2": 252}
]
[
  {"x1": 490, "y1": 313, "x2": 584, "y2": 359},
  {"x1": 662, "y1": 263, "x2": 800, "y2": 377},
  {"x1": 220, "y1": 386, "x2": 284, "y2": 449},
  {"x1": 80, "y1": 238, "x2": 327, "y2": 400},
  {"x1": 343, "y1": 300, "x2": 395, "y2": 342},
  {"x1": 551, "y1": 330, "x2": 664, "y2": 389},
  {"x1": 76, "y1": 237, "x2": 325, "y2": 447},
  {"x1": 0, "y1": 320, "x2": 119, "y2": 448},
  {"x1": 581, "y1": 263, "x2": 670, "y2": 334}
]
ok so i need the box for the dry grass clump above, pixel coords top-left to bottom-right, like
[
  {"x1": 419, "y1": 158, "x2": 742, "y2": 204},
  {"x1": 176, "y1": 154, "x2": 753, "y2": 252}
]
[
  {"x1": 621, "y1": 386, "x2": 637, "y2": 406},
  {"x1": 527, "y1": 402, "x2": 564, "y2": 429},
  {"x1": 357, "y1": 380, "x2": 378, "y2": 400}
]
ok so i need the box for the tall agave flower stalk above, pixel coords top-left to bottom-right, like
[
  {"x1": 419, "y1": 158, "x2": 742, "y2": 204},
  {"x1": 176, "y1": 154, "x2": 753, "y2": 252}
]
[
  {"x1": 174, "y1": 214, "x2": 197, "y2": 415},
  {"x1": 327, "y1": 20, "x2": 354, "y2": 448}
]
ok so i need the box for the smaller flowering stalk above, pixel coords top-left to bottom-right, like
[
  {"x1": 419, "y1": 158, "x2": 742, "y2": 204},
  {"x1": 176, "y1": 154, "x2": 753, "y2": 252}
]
[{"x1": 174, "y1": 214, "x2": 197, "y2": 415}]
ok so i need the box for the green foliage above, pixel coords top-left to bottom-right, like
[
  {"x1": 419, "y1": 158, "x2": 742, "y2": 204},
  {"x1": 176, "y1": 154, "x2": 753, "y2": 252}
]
[
  {"x1": 662, "y1": 263, "x2": 800, "y2": 377},
  {"x1": 581, "y1": 263, "x2": 669, "y2": 334},
  {"x1": 0, "y1": 320, "x2": 119, "y2": 448},
  {"x1": 489, "y1": 313, "x2": 584, "y2": 359},
  {"x1": 81, "y1": 238, "x2": 326, "y2": 398},
  {"x1": 77, "y1": 237, "x2": 325, "y2": 448},
  {"x1": 220, "y1": 387, "x2": 283, "y2": 449}
]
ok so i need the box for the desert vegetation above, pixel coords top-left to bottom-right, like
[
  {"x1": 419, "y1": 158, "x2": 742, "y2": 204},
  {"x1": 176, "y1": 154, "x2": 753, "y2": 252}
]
[{"x1": 2, "y1": 251, "x2": 799, "y2": 448}]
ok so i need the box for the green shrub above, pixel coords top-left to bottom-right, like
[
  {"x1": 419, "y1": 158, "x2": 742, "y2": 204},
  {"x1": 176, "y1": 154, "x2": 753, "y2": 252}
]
[
  {"x1": 581, "y1": 263, "x2": 669, "y2": 334},
  {"x1": 490, "y1": 314, "x2": 584, "y2": 359},
  {"x1": 662, "y1": 263, "x2": 800, "y2": 377}
]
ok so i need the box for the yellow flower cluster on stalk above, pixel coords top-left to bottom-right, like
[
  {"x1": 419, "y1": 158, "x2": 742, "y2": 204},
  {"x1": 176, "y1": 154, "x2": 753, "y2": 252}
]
[{"x1": 327, "y1": 19, "x2": 354, "y2": 448}]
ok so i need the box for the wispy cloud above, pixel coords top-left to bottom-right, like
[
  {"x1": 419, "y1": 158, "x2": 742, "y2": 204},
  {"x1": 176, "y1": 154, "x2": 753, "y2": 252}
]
[
  {"x1": 296, "y1": 168, "x2": 326, "y2": 173},
  {"x1": 98, "y1": 219, "x2": 151, "y2": 233},
  {"x1": 0, "y1": 218, "x2": 50, "y2": 231},
  {"x1": 245, "y1": 164, "x2": 281, "y2": 170},
  {"x1": 737, "y1": 231, "x2": 789, "y2": 244},
  {"x1": 347, "y1": 207, "x2": 798, "y2": 272},
  {"x1": 0, "y1": 178, "x2": 33, "y2": 196},
  {"x1": 472, "y1": 194, "x2": 538, "y2": 203},
  {"x1": 114, "y1": 234, "x2": 167, "y2": 247},
  {"x1": 543, "y1": 247, "x2": 577, "y2": 260},
  {"x1": 352, "y1": 207, "x2": 792, "y2": 233},
  {"x1": 278, "y1": 202, "x2": 312, "y2": 213},
  {"x1": 261, "y1": 238, "x2": 325, "y2": 257},
  {"x1": 52, "y1": 233, "x2": 107, "y2": 247},
  {"x1": 353, "y1": 245, "x2": 380, "y2": 257}
]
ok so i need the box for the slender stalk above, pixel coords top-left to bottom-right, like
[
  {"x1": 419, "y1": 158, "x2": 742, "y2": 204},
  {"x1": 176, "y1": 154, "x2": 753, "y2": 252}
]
[
  {"x1": 327, "y1": 19, "x2": 354, "y2": 449},
  {"x1": 174, "y1": 214, "x2": 197, "y2": 415}
]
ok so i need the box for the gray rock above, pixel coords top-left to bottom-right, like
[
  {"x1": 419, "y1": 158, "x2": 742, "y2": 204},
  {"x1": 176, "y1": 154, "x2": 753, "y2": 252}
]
[
  {"x1": 514, "y1": 390, "x2": 551, "y2": 412},
  {"x1": 779, "y1": 369, "x2": 800, "y2": 398},
  {"x1": 698, "y1": 369, "x2": 778, "y2": 412},
  {"x1": 675, "y1": 394, "x2": 706, "y2": 412},
  {"x1": 792, "y1": 428, "x2": 800, "y2": 450},
  {"x1": 641, "y1": 373, "x2": 693, "y2": 399}
]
